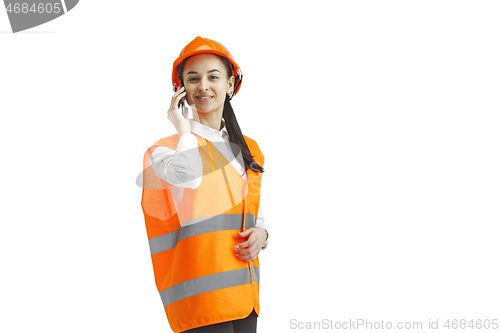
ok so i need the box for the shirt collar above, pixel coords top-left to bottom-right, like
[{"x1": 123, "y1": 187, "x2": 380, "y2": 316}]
[{"x1": 189, "y1": 117, "x2": 228, "y2": 142}]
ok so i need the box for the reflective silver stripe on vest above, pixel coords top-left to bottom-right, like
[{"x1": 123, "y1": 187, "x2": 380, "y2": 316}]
[
  {"x1": 251, "y1": 265, "x2": 260, "y2": 284},
  {"x1": 148, "y1": 213, "x2": 257, "y2": 255},
  {"x1": 160, "y1": 267, "x2": 251, "y2": 307},
  {"x1": 244, "y1": 213, "x2": 257, "y2": 230}
]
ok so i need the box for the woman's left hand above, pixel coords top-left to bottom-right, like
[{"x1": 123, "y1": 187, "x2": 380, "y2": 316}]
[{"x1": 234, "y1": 228, "x2": 268, "y2": 262}]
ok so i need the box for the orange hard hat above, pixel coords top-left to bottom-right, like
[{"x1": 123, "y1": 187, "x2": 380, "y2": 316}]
[{"x1": 172, "y1": 36, "x2": 243, "y2": 99}]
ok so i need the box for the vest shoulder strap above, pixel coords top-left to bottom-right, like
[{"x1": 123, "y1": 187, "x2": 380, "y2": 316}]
[
  {"x1": 153, "y1": 134, "x2": 180, "y2": 150},
  {"x1": 243, "y1": 134, "x2": 264, "y2": 167}
]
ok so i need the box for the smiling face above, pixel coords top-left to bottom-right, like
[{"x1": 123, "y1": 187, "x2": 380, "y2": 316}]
[{"x1": 181, "y1": 53, "x2": 234, "y2": 114}]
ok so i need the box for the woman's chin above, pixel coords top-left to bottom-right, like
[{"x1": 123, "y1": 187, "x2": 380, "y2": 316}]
[
  {"x1": 194, "y1": 106, "x2": 209, "y2": 113},
  {"x1": 193, "y1": 104, "x2": 216, "y2": 113}
]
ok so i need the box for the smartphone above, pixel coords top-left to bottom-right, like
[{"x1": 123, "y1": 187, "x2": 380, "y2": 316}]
[{"x1": 179, "y1": 84, "x2": 187, "y2": 119}]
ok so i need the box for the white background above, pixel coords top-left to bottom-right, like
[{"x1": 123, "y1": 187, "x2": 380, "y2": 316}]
[{"x1": 1, "y1": 1, "x2": 499, "y2": 332}]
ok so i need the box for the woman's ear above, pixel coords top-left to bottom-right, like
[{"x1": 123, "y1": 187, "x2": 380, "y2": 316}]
[{"x1": 227, "y1": 76, "x2": 235, "y2": 95}]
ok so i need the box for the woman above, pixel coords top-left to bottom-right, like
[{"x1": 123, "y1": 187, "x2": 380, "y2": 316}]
[{"x1": 140, "y1": 36, "x2": 271, "y2": 333}]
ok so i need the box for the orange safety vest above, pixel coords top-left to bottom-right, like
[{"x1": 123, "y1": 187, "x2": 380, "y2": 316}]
[{"x1": 141, "y1": 132, "x2": 264, "y2": 333}]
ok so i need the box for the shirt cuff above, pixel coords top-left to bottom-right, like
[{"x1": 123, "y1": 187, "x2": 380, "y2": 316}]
[{"x1": 255, "y1": 223, "x2": 271, "y2": 250}]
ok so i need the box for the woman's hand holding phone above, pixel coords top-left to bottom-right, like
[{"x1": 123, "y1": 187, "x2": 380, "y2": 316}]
[{"x1": 167, "y1": 86, "x2": 191, "y2": 136}]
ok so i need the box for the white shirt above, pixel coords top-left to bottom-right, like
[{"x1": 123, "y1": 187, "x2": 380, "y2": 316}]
[{"x1": 149, "y1": 117, "x2": 271, "y2": 250}]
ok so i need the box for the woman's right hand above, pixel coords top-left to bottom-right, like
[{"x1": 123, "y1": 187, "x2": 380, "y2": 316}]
[{"x1": 167, "y1": 87, "x2": 191, "y2": 134}]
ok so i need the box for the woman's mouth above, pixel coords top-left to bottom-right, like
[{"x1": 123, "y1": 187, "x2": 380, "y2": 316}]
[{"x1": 196, "y1": 96, "x2": 213, "y2": 102}]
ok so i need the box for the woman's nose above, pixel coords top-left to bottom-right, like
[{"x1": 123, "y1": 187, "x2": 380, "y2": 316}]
[{"x1": 198, "y1": 78, "x2": 209, "y2": 91}]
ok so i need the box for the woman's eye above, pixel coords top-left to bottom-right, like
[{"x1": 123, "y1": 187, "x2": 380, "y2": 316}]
[
  {"x1": 188, "y1": 77, "x2": 198, "y2": 82},
  {"x1": 210, "y1": 76, "x2": 218, "y2": 80}
]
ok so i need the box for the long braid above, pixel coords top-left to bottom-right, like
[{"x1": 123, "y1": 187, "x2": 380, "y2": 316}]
[{"x1": 222, "y1": 95, "x2": 264, "y2": 173}]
